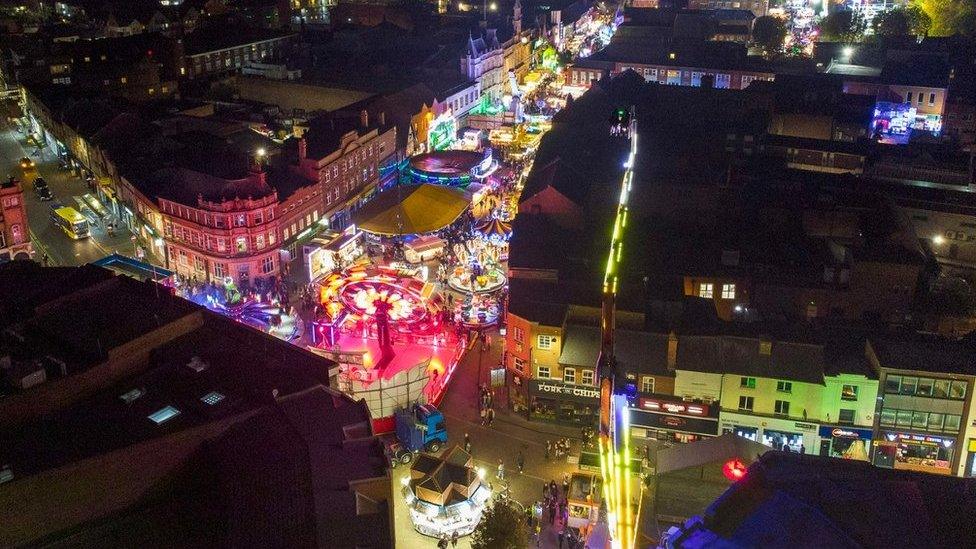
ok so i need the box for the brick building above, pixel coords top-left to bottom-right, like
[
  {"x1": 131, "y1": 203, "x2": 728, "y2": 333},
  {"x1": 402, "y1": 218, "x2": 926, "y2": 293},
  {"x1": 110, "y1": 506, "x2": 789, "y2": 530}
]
[{"x1": 0, "y1": 178, "x2": 32, "y2": 262}]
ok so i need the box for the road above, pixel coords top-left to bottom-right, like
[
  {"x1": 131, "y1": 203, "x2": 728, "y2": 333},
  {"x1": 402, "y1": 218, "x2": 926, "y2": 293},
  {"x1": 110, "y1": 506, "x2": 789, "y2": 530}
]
[{"x1": 0, "y1": 120, "x2": 138, "y2": 266}]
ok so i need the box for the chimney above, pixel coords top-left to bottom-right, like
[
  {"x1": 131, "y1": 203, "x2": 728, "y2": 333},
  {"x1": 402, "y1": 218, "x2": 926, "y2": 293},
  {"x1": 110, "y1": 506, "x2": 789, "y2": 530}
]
[
  {"x1": 298, "y1": 137, "x2": 308, "y2": 160},
  {"x1": 250, "y1": 155, "x2": 267, "y2": 186},
  {"x1": 379, "y1": 111, "x2": 386, "y2": 126},
  {"x1": 360, "y1": 109, "x2": 369, "y2": 129},
  {"x1": 666, "y1": 331, "x2": 678, "y2": 372}
]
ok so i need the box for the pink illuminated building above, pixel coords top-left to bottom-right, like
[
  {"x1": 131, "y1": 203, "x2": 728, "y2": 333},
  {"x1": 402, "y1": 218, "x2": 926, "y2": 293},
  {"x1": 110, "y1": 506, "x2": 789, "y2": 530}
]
[{"x1": 0, "y1": 178, "x2": 31, "y2": 262}]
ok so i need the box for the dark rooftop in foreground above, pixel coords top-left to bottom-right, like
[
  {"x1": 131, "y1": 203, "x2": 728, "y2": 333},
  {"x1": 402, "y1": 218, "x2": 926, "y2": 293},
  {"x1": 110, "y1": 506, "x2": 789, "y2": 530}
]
[{"x1": 669, "y1": 451, "x2": 976, "y2": 548}]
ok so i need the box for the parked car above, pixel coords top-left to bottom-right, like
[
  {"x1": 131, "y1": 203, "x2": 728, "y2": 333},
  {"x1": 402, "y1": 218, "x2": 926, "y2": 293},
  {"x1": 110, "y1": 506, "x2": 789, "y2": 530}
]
[{"x1": 35, "y1": 186, "x2": 53, "y2": 201}]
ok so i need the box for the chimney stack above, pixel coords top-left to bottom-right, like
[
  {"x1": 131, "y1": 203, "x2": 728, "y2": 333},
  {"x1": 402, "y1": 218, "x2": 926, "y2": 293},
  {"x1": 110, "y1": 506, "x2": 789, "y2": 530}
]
[
  {"x1": 360, "y1": 109, "x2": 369, "y2": 129},
  {"x1": 379, "y1": 111, "x2": 386, "y2": 126},
  {"x1": 298, "y1": 137, "x2": 308, "y2": 160},
  {"x1": 666, "y1": 331, "x2": 678, "y2": 372}
]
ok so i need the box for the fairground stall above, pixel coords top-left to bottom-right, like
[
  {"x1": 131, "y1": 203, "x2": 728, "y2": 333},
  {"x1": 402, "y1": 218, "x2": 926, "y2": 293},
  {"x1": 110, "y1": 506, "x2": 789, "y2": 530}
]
[{"x1": 403, "y1": 447, "x2": 491, "y2": 538}]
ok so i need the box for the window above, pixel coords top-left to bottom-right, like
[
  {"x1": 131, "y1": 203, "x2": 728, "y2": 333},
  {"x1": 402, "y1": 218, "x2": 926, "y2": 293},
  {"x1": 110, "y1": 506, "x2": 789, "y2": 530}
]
[
  {"x1": 698, "y1": 283, "x2": 714, "y2": 298},
  {"x1": 740, "y1": 377, "x2": 756, "y2": 389},
  {"x1": 148, "y1": 405, "x2": 180, "y2": 424},
  {"x1": 582, "y1": 370, "x2": 595, "y2": 386},
  {"x1": 235, "y1": 236, "x2": 247, "y2": 253},
  {"x1": 201, "y1": 391, "x2": 225, "y2": 405},
  {"x1": 929, "y1": 92, "x2": 936, "y2": 106},
  {"x1": 214, "y1": 263, "x2": 226, "y2": 278},
  {"x1": 537, "y1": 365, "x2": 551, "y2": 379},
  {"x1": 537, "y1": 335, "x2": 556, "y2": 350},
  {"x1": 261, "y1": 256, "x2": 274, "y2": 274},
  {"x1": 513, "y1": 357, "x2": 525, "y2": 373},
  {"x1": 841, "y1": 385, "x2": 858, "y2": 401},
  {"x1": 949, "y1": 380, "x2": 967, "y2": 399},
  {"x1": 774, "y1": 400, "x2": 790, "y2": 416},
  {"x1": 900, "y1": 377, "x2": 918, "y2": 395},
  {"x1": 912, "y1": 411, "x2": 928, "y2": 429},
  {"x1": 944, "y1": 414, "x2": 961, "y2": 432},
  {"x1": 513, "y1": 326, "x2": 525, "y2": 344},
  {"x1": 880, "y1": 408, "x2": 896, "y2": 426},
  {"x1": 564, "y1": 368, "x2": 576, "y2": 384},
  {"x1": 927, "y1": 412, "x2": 944, "y2": 431},
  {"x1": 838, "y1": 409, "x2": 855, "y2": 424},
  {"x1": 641, "y1": 376, "x2": 655, "y2": 394},
  {"x1": 120, "y1": 388, "x2": 145, "y2": 403},
  {"x1": 235, "y1": 214, "x2": 246, "y2": 227},
  {"x1": 933, "y1": 379, "x2": 950, "y2": 398},
  {"x1": 256, "y1": 234, "x2": 265, "y2": 249},
  {"x1": 721, "y1": 283, "x2": 736, "y2": 299},
  {"x1": 776, "y1": 381, "x2": 792, "y2": 393},
  {"x1": 905, "y1": 92, "x2": 914, "y2": 103},
  {"x1": 738, "y1": 396, "x2": 754, "y2": 411},
  {"x1": 885, "y1": 375, "x2": 901, "y2": 394},
  {"x1": 916, "y1": 378, "x2": 933, "y2": 397},
  {"x1": 896, "y1": 409, "x2": 913, "y2": 427}
]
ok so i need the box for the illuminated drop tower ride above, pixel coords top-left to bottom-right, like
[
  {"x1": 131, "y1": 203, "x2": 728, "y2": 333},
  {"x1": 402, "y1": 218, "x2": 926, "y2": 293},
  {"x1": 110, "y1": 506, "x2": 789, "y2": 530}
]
[{"x1": 596, "y1": 106, "x2": 637, "y2": 549}]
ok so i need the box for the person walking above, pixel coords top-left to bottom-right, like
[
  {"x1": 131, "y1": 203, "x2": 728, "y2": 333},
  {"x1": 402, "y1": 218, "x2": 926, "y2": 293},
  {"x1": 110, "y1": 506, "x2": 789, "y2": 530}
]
[
  {"x1": 464, "y1": 432, "x2": 472, "y2": 454},
  {"x1": 486, "y1": 407, "x2": 495, "y2": 426},
  {"x1": 496, "y1": 458, "x2": 505, "y2": 480},
  {"x1": 545, "y1": 440, "x2": 551, "y2": 461},
  {"x1": 516, "y1": 450, "x2": 525, "y2": 474},
  {"x1": 437, "y1": 534, "x2": 448, "y2": 549},
  {"x1": 562, "y1": 473, "x2": 570, "y2": 497},
  {"x1": 558, "y1": 527, "x2": 565, "y2": 549},
  {"x1": 450, "y1": 530, "x2": 458, "y2": 548}
]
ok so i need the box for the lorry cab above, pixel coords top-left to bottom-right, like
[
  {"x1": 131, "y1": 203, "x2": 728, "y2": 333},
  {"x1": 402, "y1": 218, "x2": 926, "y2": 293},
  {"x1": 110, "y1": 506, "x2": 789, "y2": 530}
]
[{"x1": 392, "y1": 404, "x2": 448, "y2": 464}]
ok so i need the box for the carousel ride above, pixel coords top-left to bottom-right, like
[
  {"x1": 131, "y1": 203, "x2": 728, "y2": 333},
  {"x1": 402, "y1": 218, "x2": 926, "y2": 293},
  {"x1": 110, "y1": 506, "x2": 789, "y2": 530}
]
[
  {"x1": 447, "y1": 238, "x2": 507, "y2": 295},
  {"x1": 186, "y1": 277, "x2": 301, "y2": 342}
]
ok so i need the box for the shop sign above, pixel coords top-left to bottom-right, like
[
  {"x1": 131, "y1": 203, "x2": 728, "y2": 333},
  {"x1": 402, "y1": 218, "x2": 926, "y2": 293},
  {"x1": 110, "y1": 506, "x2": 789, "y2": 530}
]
[
  {"x1": 883, "y1": 432, "x2": 954, "y2": 447},
  {"x1": 531, "y1": 380, "x2": 599, "y2": 400},
  {"x1": 793, "y1": 422, "x2": 818, "y2": 432},
  {"x1": 818, "y1": 426, "x2": 873, "y2": 440},
  {"x1": 638, "y1": 397, "x2": 709, "y2": 417},
  {"x1": 630, "y1": 408, "x2": 719, "y2": 437}
]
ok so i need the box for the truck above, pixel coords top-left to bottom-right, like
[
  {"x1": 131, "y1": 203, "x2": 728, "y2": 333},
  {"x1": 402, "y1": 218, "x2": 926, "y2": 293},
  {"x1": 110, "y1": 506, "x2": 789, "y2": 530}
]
[{"x1": 387, "y1": 404, "x2": 448, "y2": 465}]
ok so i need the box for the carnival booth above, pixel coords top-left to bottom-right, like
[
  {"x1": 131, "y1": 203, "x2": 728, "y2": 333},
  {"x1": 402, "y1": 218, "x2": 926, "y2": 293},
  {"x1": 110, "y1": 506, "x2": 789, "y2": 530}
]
[
  {"x1": 352, "y1": 184, "x2": 470, "y2": 236},
  {"x1": 305, "y1": 228, "x2": 366, "y2": 281},
  {"x1": 403, "y1": 447, "x2": 492, "y2": 538},
  {"x1": 473, "y1": 216, "x2": 512, "y2": 260},
  {"x1": 404, "y1": 235, "x2": 447, "y2": 264}
]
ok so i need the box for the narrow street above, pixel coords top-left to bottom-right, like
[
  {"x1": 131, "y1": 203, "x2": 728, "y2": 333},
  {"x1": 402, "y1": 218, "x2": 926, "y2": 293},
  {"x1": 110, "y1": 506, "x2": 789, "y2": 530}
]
[{"x1": 0, "y1": 118, "x2": 138, "y2": 266}]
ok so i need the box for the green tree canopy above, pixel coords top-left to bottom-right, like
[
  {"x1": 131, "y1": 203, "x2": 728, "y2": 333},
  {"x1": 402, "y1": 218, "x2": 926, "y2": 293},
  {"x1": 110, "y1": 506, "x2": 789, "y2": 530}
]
[
  {"x1": 818, "y1": 10, "x2": 867, "y2": 43},
  {"x1": 470, "y1": 500, "x2": 528, "y2": 549},
  {"x1": 914, "y1": 0, "x2": 975, "y2": 36},
  {"x1": 752, "y1": 16, "x2": 788, "y2": 54},
  {"x1": 872, "y1": 8, "x2": 912, "y2": 37}
]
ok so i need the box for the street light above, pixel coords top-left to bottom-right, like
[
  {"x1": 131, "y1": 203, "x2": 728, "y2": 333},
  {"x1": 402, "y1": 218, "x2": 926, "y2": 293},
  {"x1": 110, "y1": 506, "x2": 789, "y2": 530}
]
[
  {"x1": 256, "y1": 147, "x2": 266, "y2": 157},
  {"x1": 933, "y1": 235, "x2": 945, "y2": 245},
  {"x1": 842, "y1": 46, "x2": 854, "y2": 60}
]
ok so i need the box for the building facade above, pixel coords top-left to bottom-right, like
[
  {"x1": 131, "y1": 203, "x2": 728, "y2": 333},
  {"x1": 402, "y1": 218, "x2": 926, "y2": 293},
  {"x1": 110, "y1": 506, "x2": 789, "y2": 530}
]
[{"x1": 0, "y1": 179, "x2": 31, "y2": 262}]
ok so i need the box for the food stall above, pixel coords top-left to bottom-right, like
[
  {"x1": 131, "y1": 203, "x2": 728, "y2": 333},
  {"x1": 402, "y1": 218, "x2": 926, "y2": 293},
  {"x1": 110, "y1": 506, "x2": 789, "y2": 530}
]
[
  {"x1": 403, "y1": 447, "x2": 492, "y2": 538},
  {"x1": 404, "y1": 235, "x2": 447, "y2": 264},
  {"x1": 305, "y1": 228, "x2": 366, "y2": 281}
]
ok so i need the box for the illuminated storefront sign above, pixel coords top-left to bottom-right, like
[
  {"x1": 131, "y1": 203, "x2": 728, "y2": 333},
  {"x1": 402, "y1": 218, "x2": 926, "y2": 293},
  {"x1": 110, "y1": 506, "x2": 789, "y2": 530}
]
[
  {"x1": 883, "y1": 432, "x2": 954, "y2": 447},
  {"x1": 532, "y1": 380, "x2": 599, "y2": 400},
  {"x1": 630, "y1": 408, "x2": 718, "y2": 437},
  {"x1": 638, "y1": 397, "x2": 708, "y2": 416}
]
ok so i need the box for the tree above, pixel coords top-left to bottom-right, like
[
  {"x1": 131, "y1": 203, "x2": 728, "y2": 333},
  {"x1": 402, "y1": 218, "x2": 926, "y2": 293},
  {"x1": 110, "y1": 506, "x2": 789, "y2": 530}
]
[
  {"x1": 915, "y1": 0, "x2": 975, "y2": 36},
  {"x1": 470, "y1": 500, "x2": 528, "y2": 549},
  {"x1": 905, "y1": 4, "x2": 933, "y2": 35},
  {"x1": 818, "y1": 10, "x2": 867, "y2": 43},
  {"x1": 872, "y1": 8, "x2": 912, "y2": 37},
  {"x1": 752, "y1": 16, "x2": 788, "y2": 55}
]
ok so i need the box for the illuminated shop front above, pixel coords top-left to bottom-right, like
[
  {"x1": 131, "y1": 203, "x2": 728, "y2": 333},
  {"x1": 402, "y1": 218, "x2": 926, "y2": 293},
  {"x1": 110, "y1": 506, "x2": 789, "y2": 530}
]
[
  {"x1": 817, "y1": 426, "x2": 872, "y2": 461},
  {"x1": 873, "y1": 431, "x2": 956, "y2": 475},
  {"x1": 427, "y1": 111, "x2": 457, "y2": 151},
  {"x1": 965, "y1": 439, "x2": 976, "y2": 478},
  {"x1": 528, "y1": 379, "x2": 599, "y2": 425},
  {"x1": 630, "y1": 396, "x2": 719, "y2": 443},
  {"x1": 719, "y1": 412, "x2": 819, "y2": 454}
]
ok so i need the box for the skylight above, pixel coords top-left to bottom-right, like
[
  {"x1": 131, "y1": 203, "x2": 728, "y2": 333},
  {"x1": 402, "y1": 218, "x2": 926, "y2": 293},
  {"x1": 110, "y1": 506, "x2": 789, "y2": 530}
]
[
  {"x1": 201, "y1": 391, "x2": 225, "y2": 405},
  {"x1": 148, "y1": 405, "x2": 181, "y2": 425},
  {"x1": 119, "y1": 388, "x2": 145, "y2": 404}
]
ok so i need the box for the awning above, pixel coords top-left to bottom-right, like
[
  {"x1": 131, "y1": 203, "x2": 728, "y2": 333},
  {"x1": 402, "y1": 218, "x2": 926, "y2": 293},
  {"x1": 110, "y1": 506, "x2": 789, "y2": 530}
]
[{"x1": 352, "y1": 183, "x2": 470, "y2": 236}]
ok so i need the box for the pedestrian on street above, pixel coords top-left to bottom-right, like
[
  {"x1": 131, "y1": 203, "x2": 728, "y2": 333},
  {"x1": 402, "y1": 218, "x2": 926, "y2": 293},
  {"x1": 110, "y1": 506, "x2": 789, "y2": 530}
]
[
  {"x1": 464, "y1": 432, "x2": 472, "y2": 454},
  {"x1": 543, "y1": 482, "x2": 550, "y2": 500},
  {"x1": 548, "y1": 501, "x2": 556, "y2": 524},
  {"x1": 558, "y1": 528, "x2": 565, "y2": 549},
  {"x1": 562, "y1": 473, "x2": 570, "y2": 497},
  {"x1": 549, "y1": 479, "x2": 557, "y2": 498},
  {"x1": 437, "y1": 534, "x2": 448, "y2": 549},
  {"x1": 486, "y1": 407, "x2": 495, "y2": 426},
  {"x1": 480, "y1": 407, "x2": 487, "y2": 425},
  {"x1": 516, "y1": 450, "x2": 525, "y2": 474},
  {"x1": 450, "y1": 530, "x2": 458, "y2": 547},
  {"x1": 545, "y1": 440, "x2": 551, "y2": 461},
  {"x1": 496, "y1": 458, "x2": 505, "y2": 480}
]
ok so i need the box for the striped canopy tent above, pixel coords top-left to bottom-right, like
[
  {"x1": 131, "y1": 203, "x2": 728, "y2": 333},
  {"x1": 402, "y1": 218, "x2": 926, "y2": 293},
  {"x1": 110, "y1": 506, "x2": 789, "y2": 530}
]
[
  {"x1": 352, "y1": 183, "x2": 470, "y2": 236},
  {"x1": 473, "y1": 216, "x2": 512, "y2": 243}
]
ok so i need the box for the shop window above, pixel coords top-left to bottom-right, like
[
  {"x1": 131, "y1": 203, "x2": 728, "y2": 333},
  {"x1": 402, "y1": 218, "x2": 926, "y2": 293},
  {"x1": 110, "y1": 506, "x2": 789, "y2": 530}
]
[
  {"x1": 537, "y1": 365, "x2": 550, "y2": 379},
  {"x1": 900, "y1": 377, "x2": 918, "y2": 395},
  {"x1": 738, "y1": 396, "x2": 753, "y2": 411},
  {"x1": 916, "y1": 378, "x2": 933, "y2": 397},
  {"x1": 740, "y1": 377, "x2": 756, "y2": 389},
  {"x1": 776, "y1": 381, "x2": 792, "y2": 393},
  {"x1": 949, "y1": 380, "x2": 967, "y2": 399},
  {"x1": 838, "y1": 409, "x2": 855, "y2": 424},
  {"x1": 841, "y1": 385, "x2": 858, "y2": 401},
  {"x1": 933, "y1": 379, "x2": 950, "y2": 398},
  {"x1": 912, "y1": 411, "x2": 928, "y2": 429},
  {"x1": 896, "y1": 409, "x2": 913, "y2": 427},
  {"x1": 880, "y1": 408, "x2": 896, "y2": 426},
  {"x1": 721, "y1": 283, "x2": 736, "y2": 299},
  {"x1": 945, "y1": 414, "x2": 961, "y2": 432},
  {"x1": 582, "y1": 370, "x2": 595, "y2": 386},
  {"x1": 641, "y1": 376, "x2": 655, "y2": 394},
  {"x1": 774, "y1": 400, "x2": 790, "y2": 416},
  {"x1": 564, "y1": 368, "x2": 576, "y2": 384},
  {"x1": 513, "y1": 326, "x2": 525, "y2": 344},
  {"x1": 261, "y1": 256, "x2": 274, "y2": 274},
  {"x1": 698, "y1": 283, "x2": 713, "y2": 298},
  {"x1": 927, "y1": 412, "x2": 944, "y2": 431},
  {"x1": 537, "y1": 334, "x2": 556, "y2": 350}
]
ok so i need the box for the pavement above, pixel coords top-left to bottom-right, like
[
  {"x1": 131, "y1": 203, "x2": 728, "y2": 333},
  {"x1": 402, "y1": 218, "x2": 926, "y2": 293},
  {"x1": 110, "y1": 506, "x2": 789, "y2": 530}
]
[{"x1": 0, "y1": 119, "x2": 141, "y2": 266}]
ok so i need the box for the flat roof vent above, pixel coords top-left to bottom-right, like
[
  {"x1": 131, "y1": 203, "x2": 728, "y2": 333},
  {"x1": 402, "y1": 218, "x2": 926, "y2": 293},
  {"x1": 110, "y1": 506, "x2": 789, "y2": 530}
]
[
  {"x1": 187, "y1": 356, "x2": 208, "y2": 373},
  {"x1": 120, "y1": 387, "x2": 145, "y2": 404}
]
